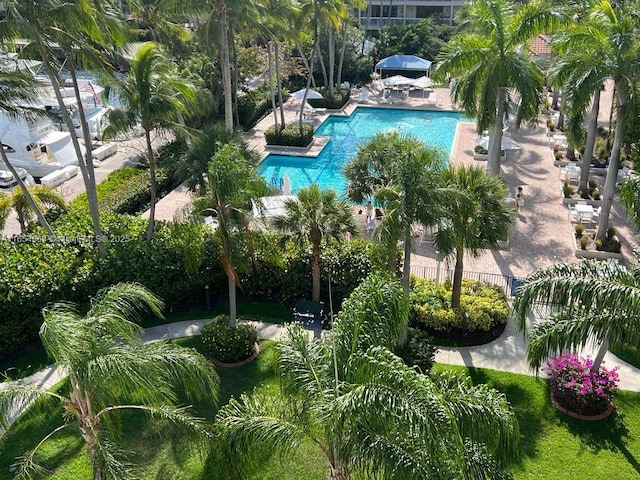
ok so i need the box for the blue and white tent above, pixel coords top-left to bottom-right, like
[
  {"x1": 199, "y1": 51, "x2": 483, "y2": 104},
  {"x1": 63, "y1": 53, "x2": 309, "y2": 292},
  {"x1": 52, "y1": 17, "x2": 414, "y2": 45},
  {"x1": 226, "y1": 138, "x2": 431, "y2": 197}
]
[{"x1": 374, "y1": 54, "x2": 432, "y2": 72}]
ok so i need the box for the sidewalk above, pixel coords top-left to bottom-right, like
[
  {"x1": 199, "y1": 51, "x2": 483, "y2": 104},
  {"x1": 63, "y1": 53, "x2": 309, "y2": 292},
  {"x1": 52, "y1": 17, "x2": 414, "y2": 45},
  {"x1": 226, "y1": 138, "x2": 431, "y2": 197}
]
[{"x1": 3, "y1": 313, "x2": 640, "y2": 435}]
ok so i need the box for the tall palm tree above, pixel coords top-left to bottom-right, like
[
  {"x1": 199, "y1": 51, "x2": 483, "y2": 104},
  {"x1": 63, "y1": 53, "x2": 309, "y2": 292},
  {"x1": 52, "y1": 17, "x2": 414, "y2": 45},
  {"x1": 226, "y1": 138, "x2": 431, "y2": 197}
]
[
  {"x1": 0, "y1": 185, "x2": 66, "y2": 233},
  {"x1": 433, "y1": 0, "x2": 559, "y2": 175},
  {"x1": 104, "y1": 42, "x2": 195, "y2": 243},
  {"x1": 553, "y1": 1, "x2": 640, "y2": 244},
  {"x1": 216, "y1": 274, "x2": 519, "y2": 480},
  {"x1": 193, "y1": 143, "x2": 267, "y2": 326},
  {"x1": 436, "y1": 165, "x2": 513, "y2": 309},
  {"x1": 0, "y1": 69, "x2": 57, "y2": 239},
  {"x1": 344, "y1": 132, "x2": 449, "y2": 291},
  {"x1": 274, "y1": 184, "x2": 358, "y2": 303},
  {"x1": 512, "y1": 258, "x2": 640, "y2": 373},
  {"x1": 0, "y1": 0, "x2": 121, "y2": 254},
  {"x1": 0, "y1": 283, "x2": 219, "y2": 480}
]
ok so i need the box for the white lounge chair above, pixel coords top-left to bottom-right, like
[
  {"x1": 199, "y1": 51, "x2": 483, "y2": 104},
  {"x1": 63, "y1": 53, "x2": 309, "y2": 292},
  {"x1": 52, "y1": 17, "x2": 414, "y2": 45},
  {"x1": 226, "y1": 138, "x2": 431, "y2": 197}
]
[
  {"x1": 356, "y1": 88, "x2": 369, "y2": 103},
  {"x1": 304, "y1": 102, "x2": 326, "y2": 115}
]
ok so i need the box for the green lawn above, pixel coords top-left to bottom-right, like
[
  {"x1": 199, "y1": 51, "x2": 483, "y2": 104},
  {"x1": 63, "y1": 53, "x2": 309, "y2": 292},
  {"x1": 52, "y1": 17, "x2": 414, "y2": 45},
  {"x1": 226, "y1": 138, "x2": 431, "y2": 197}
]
[
  {"x1": 3, "y1": 341, "x2": 640, "y2": 479},
  {"x1": 610, "y1": 341, "x2": 640, "y2": 369}
]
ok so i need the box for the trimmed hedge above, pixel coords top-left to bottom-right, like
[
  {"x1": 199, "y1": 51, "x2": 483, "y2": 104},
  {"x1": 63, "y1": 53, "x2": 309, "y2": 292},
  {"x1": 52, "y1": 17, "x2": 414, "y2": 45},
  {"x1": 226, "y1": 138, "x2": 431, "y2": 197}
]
[
  {"x1": 264, "y1": 123, "x2": 314, "y2": 147},
  {"x1": 410, "y1": 277, "x2": 509, "y2": 333},
  {"x1": 238, "y1": 86, "x2": 273, "y2": 130},
  {"x1": 200, "y1": 315, "x2": 258, "y2": 362}
]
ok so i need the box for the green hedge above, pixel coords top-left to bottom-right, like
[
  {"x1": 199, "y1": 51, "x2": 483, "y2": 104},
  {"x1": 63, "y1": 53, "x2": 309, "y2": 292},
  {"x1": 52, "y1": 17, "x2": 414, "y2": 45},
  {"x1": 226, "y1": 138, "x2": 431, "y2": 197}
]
[
  {"x1": 308, "y1": 88, "x2": 350, "y2": 109},
  {"x1": 264, "y1": 123, "x2": 314, "y2": 147},
  {"x1": 238, "y1": 86, "x2": 274, "y2": 130},
  {"x1": 409, "y1": 277, "x2": 509, "y2": 333}
]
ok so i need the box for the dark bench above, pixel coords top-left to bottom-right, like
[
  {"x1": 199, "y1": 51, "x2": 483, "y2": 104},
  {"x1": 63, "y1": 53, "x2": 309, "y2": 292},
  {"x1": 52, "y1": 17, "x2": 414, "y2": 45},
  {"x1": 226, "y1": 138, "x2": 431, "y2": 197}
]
[{"x1": 292, "y1": 300, "x2": 325, "y2": 327}]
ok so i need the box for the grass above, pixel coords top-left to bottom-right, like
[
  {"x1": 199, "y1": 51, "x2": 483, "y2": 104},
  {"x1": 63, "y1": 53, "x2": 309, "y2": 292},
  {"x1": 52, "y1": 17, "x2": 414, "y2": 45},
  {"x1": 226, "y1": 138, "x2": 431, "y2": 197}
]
[
  {"x1": 3, "y1": 322, "x2": 640, "y2": 479},
  {"x1": 610, "y1": 341, "x2": 640, "y2": 369},
  {"x1": 1, "y1": 300, "x2": 292, "y2": 382}
]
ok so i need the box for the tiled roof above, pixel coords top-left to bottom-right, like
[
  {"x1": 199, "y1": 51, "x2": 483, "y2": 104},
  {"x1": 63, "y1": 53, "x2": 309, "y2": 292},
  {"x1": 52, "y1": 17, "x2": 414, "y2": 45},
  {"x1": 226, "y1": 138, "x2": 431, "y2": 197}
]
[{"x1": 530, "y1": 34, "x2": 551, "y2": 56}]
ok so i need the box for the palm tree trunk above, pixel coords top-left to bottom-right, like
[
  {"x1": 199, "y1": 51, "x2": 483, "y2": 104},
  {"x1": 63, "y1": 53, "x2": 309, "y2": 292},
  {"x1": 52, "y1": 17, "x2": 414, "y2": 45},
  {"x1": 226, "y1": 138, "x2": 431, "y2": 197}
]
[
  {"x1": 299, "y1": 35, "x2": 319, "y2": 131},
  {"x1": 66, "y1": 53, "x2": 105, "y2": 256},
  {"x1": 219, "y1": 3, "x2": 233, "y2": 132},
  {"x1": 316, "y1": 43, "x2": 328, "y2": 90},
  {"x1": 145, "y1": 130, "x2": 157, "y2": 243},
  {"x1": 231, "y1": 30, "x2": 240, "y2": 127},
  {"x1": 451, "y1": 247, "x2": 464, "y2": 309},
  {"x1": 0, "y1": 146, "x2": 56, "y2": 242},
  {"x1": 596, "y1": 82, "x2": 624, "y2": 244},
  {"x1": 228, "y1": 275, "x2": 237, "y2": 327},
  {"x1": 329, "y1": 465, "x2": 350, "y2": 480},
  {"x1": 268, "y1": 43, "x2": 279, "y2": 131},
  {"x1": 328, "y1": 25, "x2": 335, "y2": 99},
  {"x1": 488, "y1": 87, "x2": 507, "y2": 176},
  {"x1": 296, "y1": 42, "x2": 316, "y2": 89},
  {"x1": 592, "y1": 334, "x2": 609, "y2": 372},
  {"x1": 312, "y1": 240, "x2": 321, "y2": 302},
  {"x1": 578, "y1": 90, "x2": 600, "y2": 195},
  {"x1": 361, "y1": 6, "x2": 371, "y2": 54},
  {"x1": 387, "y1": 239, "x2": 397, "y2": 273},
  {"x1": 398, "y1": 223, "x2": 412, "y2": 347},
  {"x1": 336, "y1": 22, "x2": 348, "y2": 92},
  {"x1": 551, "y1": 89, "x2": 559, "y2": 110},
  {"x1": 556, "y1": 109, "x2": 564, "y2": 130},
  {"x1": 274, "y1": 42, "x2": 286, "y2": 127}
]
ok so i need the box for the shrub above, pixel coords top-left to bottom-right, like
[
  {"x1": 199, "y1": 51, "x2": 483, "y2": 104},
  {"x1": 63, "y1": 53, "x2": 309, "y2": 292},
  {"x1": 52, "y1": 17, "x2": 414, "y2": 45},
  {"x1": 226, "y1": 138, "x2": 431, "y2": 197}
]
[
  {"x1": 474, "y1": 144, "x2": 488, "y2": 155},
  {"x1": 409, "y1": 277, "x2": 508, "y2": 333},
  {"x1": 588, "y1": 179, "x2": 598, "y2": 192},
  {"x1": 563, "y1": 181, "x2": 574, "y2": 198},
  {"x1": 580, "y1": 235, "x2": 589, "y2": 250},
  {"x1": 574, "y1": 224, "x2": 585, "y2": 238},
  {"x1": 606, "y1": 226, "x2": 617, "y2": 241},
  {"x1": 309, "y1": 88, "x2": 350, "y2": 109},
  {"x1": 200, "y1": 315, "x2": 258, "y2": 362},
  {"x1": 555, "y1": 150, "x2": 564, "y2": 160},
  {"x1": 546, "y1": 353, "x2": 619, "y2": 416},
  {"x1": 593, "y1": 188, "x2": 601, "y2": 200},
  {"x1": 237, "y1": 86, "x2": 273, "y2": 130},
  {"x1": 264, "y1": 123, "x2": 314, "y2": 147},
  {"x1": 395, "y1": 327, "x2": 438, "y2": 373}
]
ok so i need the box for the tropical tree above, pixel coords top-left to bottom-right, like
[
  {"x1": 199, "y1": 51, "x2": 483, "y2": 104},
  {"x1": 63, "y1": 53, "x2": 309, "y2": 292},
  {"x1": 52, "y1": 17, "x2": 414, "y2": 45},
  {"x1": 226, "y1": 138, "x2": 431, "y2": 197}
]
[
  {"x1": 192, "y1": 143, "x2": 267, "y2": 327},
  {"x1": 104, "y1": 42, "x2": 195, "y2": 243},
  {"x1": 126, "y1": 0, "x2": 201, "y2": 44},
  {"x1": 0, "y1": 69, "x2": 57, "y2": 238},
  {"x1": 0, "y1": 185, "x2": 66, "y2": 233},
  {"x1": 512, "y1": 257, "x2": 640, "y2": 373},
  {"x1": 178, "y1": 122, "x2": 257, "y2": 195},
  {"x1": 553, "y1": 0, "x2": 640, "y2": 244},
  {"x1": 435, "y1": 165, "x2": 513, "y2": 309},
  {"x1": 0, "y1": 283, "x2": 220, "y2": 480},
  {"x1": 0, "y1": 0, "x2": 124, "y2": 254},
  {"x1": 344, "y1": 132, "x2": 449, "y2": 292},
  {"x1": 433, "y1": 0, "x2": 559, "y2": 175},
  {"x1": 273, "y1": 184, "x2": 358, "y2": 303},
  {"x1": 217, "y1": 273, "x2": 519, "y2": 480}
]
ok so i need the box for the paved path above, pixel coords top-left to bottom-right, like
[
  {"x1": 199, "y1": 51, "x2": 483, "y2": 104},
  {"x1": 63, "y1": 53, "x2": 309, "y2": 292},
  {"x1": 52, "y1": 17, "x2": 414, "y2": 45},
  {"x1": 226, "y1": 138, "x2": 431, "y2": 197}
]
[{"x1": 3, "y1": 312, "x2": 640, "y2": 435}]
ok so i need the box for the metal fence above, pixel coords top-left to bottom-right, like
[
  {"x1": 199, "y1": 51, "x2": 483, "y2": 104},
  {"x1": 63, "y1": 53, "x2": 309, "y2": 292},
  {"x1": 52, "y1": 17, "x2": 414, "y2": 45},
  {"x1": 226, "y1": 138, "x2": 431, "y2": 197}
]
[{"x1": 409, "y1": 264, "x2": 516, "y2": 297}]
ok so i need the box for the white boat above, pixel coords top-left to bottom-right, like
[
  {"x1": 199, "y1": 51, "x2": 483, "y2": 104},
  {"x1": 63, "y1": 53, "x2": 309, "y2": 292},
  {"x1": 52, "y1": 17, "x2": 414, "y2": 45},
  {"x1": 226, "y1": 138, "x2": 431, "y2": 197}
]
[
  {"x1": 0, "y1": 112, "x2": 83, "y2": 179},
  {"x1": 0, "y1": 164, "x2": 33, "y2": 190}
]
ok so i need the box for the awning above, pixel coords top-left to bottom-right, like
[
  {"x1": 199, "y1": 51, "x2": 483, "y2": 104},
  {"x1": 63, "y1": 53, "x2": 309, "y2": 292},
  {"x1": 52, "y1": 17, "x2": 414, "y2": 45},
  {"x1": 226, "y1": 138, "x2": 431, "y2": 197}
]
[
  {"x1": 45, "y1": 133, "x2": 82, "y2": 166},
  {"x1": 375, "y1": 54, "x2": 432, "y2": 71},
  {"x1": 475, "y1": 135, "x2": 522, "y2": 151}
]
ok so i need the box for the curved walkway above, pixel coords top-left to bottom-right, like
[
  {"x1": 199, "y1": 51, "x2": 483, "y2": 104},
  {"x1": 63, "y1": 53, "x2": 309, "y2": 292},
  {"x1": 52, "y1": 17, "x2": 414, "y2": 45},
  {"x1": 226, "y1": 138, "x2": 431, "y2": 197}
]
[{"x1": 3, "y1": 313, "x2": 640, "y2": 434}]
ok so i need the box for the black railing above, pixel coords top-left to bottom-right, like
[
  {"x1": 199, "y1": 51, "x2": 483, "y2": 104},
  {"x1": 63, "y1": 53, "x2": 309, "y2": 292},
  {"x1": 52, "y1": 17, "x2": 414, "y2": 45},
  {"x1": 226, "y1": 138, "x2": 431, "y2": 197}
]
[{"x1": 409, "y1": 264, "x2": 516, "y2": 297}]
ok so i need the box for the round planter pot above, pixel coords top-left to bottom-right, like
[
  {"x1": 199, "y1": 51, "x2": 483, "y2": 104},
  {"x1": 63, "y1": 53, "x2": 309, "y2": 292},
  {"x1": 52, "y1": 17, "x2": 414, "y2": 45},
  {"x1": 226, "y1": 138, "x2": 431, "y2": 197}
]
[
  {"x1": 551, "y1": 394, "x2": 615, "y2": 421},
  {"x1": 211, "y1": 343, "x2": 260, "y2": 368}
]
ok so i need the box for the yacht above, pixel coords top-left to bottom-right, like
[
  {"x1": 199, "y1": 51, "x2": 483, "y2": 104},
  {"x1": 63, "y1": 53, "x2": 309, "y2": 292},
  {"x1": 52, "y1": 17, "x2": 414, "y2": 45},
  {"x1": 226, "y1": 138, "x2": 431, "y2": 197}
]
[
  {"x1": 0, "y1": 164, "x2": 33, "y2": 190},
  {"x1": 0, "y1": 111, "x2": 83, "y2": 179}
]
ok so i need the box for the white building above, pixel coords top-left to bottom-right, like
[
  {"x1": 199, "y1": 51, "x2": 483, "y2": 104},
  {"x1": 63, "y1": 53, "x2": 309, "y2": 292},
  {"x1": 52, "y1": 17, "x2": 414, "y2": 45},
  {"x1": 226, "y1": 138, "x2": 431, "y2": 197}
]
[{"x1": 358, "y1": 0, "x2": 466, "y2": 31}]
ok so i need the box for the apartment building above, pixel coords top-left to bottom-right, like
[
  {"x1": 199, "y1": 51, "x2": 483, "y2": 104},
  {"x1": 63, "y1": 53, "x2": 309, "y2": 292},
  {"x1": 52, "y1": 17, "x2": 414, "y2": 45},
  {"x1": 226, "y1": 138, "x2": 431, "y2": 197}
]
[{"x1": 358, "y1": 0, "x2": 466, "y2": 32}]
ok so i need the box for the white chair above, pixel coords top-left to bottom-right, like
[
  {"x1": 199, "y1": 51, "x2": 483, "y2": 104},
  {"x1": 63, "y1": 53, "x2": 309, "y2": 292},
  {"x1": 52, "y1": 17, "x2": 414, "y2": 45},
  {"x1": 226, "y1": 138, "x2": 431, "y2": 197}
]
[
  {"x1": 592, "y1": 206, "x2": 601, "y2": 224},
  {"x1": 567, "y1": 204, "x2": 579, "y2": 222},
  {"x1": 356, "y1": 88, "x2": 369, "y2": 103}
]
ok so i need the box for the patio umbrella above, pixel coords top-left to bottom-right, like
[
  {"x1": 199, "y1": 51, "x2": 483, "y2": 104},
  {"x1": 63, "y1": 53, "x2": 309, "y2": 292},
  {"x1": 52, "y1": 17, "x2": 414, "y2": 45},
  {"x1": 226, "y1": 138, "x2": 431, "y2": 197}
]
[
  {"x1": 291, "y1": 88, "x2": 323, "y2": 101},
  {"x1": 382, "y1": 75, "x2": 413, "y2": 88},
  {"x1": 411, "y1": 75, "x2": 433, "y2": 98}
]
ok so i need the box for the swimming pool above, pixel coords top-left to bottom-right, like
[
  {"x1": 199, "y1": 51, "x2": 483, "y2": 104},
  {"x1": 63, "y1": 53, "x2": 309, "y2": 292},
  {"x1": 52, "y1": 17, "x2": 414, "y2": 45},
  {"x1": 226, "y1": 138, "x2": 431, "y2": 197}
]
[{"x1": 259, "y1": 107, "x2": 469, "y2": 195}]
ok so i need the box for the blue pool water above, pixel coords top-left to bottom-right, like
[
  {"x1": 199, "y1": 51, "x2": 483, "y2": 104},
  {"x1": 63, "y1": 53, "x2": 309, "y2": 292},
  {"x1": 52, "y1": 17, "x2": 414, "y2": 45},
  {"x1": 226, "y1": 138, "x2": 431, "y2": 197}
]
[{"x1": 259, "y1": 107, "x2": 468, "y2": 195}]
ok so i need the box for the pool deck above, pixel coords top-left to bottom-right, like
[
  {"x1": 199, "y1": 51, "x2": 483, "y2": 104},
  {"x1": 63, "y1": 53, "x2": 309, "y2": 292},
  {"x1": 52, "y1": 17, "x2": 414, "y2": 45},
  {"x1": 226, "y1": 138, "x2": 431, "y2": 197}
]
[{"x1": 247, "y1": 81, "x2": 638, "y2": 280}]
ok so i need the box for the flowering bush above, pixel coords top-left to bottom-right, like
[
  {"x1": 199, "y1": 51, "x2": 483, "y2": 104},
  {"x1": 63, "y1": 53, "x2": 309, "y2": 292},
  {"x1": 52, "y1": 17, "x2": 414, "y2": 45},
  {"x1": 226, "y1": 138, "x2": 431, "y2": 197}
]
[
  {"x1": 546, "y1": 353, "x2": 620, "y2": 416},
  {"x1": 201, "y1": 315, "x2": 258, "y2": 363}
]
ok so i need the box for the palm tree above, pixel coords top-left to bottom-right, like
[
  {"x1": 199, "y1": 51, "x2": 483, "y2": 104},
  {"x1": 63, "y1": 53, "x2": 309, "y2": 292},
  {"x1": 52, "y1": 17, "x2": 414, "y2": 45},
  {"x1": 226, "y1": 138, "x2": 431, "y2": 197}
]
[
  {"x1": 273, "y1": 184, "x2": 358, "y2": 303},
  {"x1": 193, "y1": 143, "x2": 267, "y2": 327},
  {"x1": 436, "y1": 165, "x2": 513, "y2": 309},
  {"x1": 553, "y1": 1, "x2": 640, "y2": 244},
  {"x1": 0, "y1": 69, "x2": 57, "y2": 239},
  {"x1": 0, "y1": 185, "x2": 66, "y2": 233},
  {"x1": 344, "y1": 132, "x2": 448, "y2": 291},
  {"x1": 0, "y1": 283, "x2": 219, "y2": 480},
  {"x1": 216, "y1": 273, "x2": 519, "y2": 480},
  {"x1": 433, "y1": 0, "x2": 559, "y2": 175},
  {"x1": 104, "y1": 42, "x2": 195, "y2": 243},
  {"x1": 512, "y1": 258, "x2": 640, "y2": 373},
  {"x1": 178, "y1": 122, "x2": 256, "y2": 195}
]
